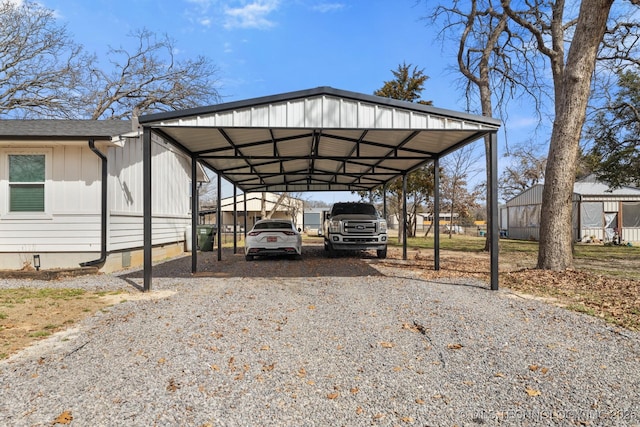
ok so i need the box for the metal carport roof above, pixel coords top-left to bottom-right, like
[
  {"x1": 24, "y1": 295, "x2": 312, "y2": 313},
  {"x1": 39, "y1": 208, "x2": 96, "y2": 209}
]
[
  {"x1": 139, "y1": 86, "x2": 500, "y2": 193},
  {"x1": 138, "y1": 87, "x2": 502, "y2": 291}
]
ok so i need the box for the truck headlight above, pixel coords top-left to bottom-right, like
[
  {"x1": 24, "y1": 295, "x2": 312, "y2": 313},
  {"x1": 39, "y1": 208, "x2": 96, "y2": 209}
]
[
  {"x1": 329, "y1": 220, "x2": 341, "y2": 233},
  {"x1": 379, "y1": 220, "x2": 387, "y2": 233}
]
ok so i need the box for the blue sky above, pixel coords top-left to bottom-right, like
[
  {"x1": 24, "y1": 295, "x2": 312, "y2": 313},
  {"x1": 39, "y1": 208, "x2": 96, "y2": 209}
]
[{"x1": 40, "y1": 0, "x2": 541, "y2": 203}]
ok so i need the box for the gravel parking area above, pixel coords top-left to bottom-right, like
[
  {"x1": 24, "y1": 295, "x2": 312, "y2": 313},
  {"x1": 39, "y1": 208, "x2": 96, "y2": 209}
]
[{"x1": 1, "y1": 246, "x2": 639, "y2": 426}]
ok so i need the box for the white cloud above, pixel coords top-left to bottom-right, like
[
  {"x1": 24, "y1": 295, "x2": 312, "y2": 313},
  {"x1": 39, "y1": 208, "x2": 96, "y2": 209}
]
[
  {"x1": 223, "y1": 0, "x2": 280, "y2": 30},
  {"x1": 311, "y1": 3, "x2": 344, "y2": 13}
]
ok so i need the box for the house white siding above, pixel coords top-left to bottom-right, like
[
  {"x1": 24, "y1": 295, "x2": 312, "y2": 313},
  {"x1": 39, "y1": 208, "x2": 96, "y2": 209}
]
[
  {"x1": 108, "y1": 135, "x2": 191, "y2": 252},
  {"x1": 0, "y1": 132, "x2": 193, "y2": 271}
]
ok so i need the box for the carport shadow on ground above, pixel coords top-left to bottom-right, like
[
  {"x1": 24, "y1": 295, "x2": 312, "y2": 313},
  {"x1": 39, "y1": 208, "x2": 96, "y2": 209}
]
[
  {"x1": 120, "y1": 245, "x2": 385, "y2": 280},
  {"x1": 118, "y1": 244, "x2": 491, "y2": 293}
]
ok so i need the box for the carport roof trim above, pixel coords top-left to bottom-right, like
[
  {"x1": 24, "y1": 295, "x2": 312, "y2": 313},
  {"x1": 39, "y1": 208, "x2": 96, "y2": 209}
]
[{"x1": 138, "y1": 86, "x2": 502, "y2": 128}]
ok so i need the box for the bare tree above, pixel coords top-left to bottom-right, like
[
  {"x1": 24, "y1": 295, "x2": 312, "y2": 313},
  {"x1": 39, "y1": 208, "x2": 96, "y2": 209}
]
[
  {"x1": 440, "y1": 145, "x2": 482, "y2": 238},
  {"x1": 0, "y1": 1, "x2": 222, "y2": 120},
  {"x1": 0, "y1": 1, "x2": 92, "y2": 118},
  {"x1": 498, "y1": 140, "x2": 547, "y2": 202},
  {"x1": 502, "y1": 0, "x2": 617, "y2": 270},
  {"x1": 427, "y1": 0, "x2": 547, "y2": 251},
  {"x1": 84, "y1": 28, "x2": 222, "y2": 120}
]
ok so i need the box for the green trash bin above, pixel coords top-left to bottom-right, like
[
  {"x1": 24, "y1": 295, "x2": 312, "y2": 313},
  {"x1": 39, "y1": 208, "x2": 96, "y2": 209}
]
[{"x1": 197, "y1": 225, "x2": 216, "y2": 251}]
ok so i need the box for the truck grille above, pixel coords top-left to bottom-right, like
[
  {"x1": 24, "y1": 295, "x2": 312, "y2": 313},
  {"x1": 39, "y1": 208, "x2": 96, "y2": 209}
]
[{"x1": 343, "y1": 221, "x2": 377, "y2": 235}]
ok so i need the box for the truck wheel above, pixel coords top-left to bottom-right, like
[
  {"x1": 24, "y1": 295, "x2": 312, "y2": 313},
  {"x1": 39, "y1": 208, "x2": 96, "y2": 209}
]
[
  {"x1": 323, "y1": 240, "x2": 329, "y2": 251},
  {"x1": 327, "y1": 243, "x2": 336, "y2": 258},
  {"x1": 245, "y1": 254, "x2": 254, "y2": 261},
  {"x1": 376, "y1": 248, "x2": 387, "y2": 259}
]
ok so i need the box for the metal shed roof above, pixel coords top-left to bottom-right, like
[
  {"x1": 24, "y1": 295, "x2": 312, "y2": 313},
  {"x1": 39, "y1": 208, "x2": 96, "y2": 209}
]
[{"x1": 139, "y1": 87, "x2": 501, "y2": 193}]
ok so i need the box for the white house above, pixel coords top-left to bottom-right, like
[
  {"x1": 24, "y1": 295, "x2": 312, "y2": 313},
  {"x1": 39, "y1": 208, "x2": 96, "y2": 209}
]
[
  {"x1": 0, "y1": 120, "x2": 204, "y2": 272},
  {"x1": 505, "y1": 175, "x2": 640, "y2": 244}
]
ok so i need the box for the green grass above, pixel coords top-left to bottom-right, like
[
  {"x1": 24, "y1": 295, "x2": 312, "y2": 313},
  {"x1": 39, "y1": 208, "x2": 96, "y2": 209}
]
[
  {"x1": 0, "y1": 288, "x2": 86, "y2": 306},
  {"x1": 388, "y1": 233, "x2": 640, "y2": 259}
]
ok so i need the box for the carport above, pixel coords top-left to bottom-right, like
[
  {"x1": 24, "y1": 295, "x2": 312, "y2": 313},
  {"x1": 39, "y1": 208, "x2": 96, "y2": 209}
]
[{"x1": 138, "y1": 87, "x2": 501, "y2": 291}]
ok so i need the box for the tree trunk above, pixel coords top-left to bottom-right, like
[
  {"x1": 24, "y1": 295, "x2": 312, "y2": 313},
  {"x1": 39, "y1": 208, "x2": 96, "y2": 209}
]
[{"x1": 537, "y1": 0, "x2": 614, "y2": 270}]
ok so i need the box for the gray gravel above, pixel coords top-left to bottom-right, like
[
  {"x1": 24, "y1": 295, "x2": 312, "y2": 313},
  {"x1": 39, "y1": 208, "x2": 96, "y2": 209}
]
[{"x1": 1, "y1": 249, "x2": 639, "y2": 426}]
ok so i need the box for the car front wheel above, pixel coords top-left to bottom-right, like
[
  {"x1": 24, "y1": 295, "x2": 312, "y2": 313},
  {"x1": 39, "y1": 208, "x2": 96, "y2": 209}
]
[{"x1": 377, "y1": 248, "x2": 387, "y2": 259}]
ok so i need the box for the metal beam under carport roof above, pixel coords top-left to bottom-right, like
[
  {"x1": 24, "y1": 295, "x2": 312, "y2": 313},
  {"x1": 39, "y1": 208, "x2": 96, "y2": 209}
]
[{"x1": 138, "y1": 86, "x2": 502, "y2": 291}]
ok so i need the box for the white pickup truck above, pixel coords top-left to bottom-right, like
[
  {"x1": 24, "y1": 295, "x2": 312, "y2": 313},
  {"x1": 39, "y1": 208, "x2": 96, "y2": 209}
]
[{"x1": 323, "y1": 202, "x2": 388, "y2": 258}]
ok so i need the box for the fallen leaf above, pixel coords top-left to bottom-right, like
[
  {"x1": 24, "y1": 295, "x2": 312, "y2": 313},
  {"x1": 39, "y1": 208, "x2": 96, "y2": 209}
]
[
  {"x1": 327, "y1": 392, "x2": 339, "y2": 399},
  {"x1": 297, "y1": 367, "x2": 306, "y2": 377},
  {"x1": 158, "y1": 358, "x2": 166, "y2": 365},
  {"x1": 380, "y1": 341, "x2": 395, "y2": 348},
  {"x1": 350, "y1": 387, "x2": 359, "y2": 394},
  {"x1": 541, "y1": 367, "x2": 549, "y2": 374},
  {"x1": 52, "y1": 411, "x2": 73, "y2": 425},
  {"x1": 308, "y1": 305, "x2": 316, "y2": 310},
  {"x1": 373, "y1": 413, "x2": 385, "y2": 420},
  {"x1": 262, "y1": 363, "x2": 275, "y2": 372},
  {"x1": 167, "y1": 378, "x2": 180, "y2": 392},
  {"x1": 447, "y1": 343, "x2": 463, "y2": 350},
  {"x1": 415, "y1": 398, "x2": 425, "y2": 404},
  {"x1": 494, "y1": 372, "x2": 505, "y2": 378},
  {"x1": 211, "y1": 364, "x2": 220, "y2": 371},
  {"x1": 525, "y1": 387, "x2": 541, "y2": 397},
  {"x1": 260, "y1": 345, "x2": 270, "y2": 351},
  {"x1": 356, "y1": 406, "x2": 364, "y2": 415},
  {"x1": 529, "y1": 364, "x2": 539, "y2": 371},
  {"x1": 401, "y1": 416, "x2": 414, "y2": 423}
]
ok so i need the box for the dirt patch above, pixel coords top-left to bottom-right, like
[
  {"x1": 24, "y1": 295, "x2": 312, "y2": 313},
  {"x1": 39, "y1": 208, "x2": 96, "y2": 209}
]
[{"x1": 0, "y1": 289, "x2": 175, "y2": 359}]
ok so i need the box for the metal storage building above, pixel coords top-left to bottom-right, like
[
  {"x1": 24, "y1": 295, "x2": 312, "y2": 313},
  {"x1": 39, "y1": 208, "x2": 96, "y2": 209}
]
[{"x1": 505, "y1": 175, "x2": 640, "y2": 244}]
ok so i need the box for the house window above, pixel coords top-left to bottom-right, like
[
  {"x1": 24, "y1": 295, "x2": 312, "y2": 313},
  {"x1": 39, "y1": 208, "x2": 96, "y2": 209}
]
[{"x1": 8, "y1": 154, "x2": 46, "y2": 212}]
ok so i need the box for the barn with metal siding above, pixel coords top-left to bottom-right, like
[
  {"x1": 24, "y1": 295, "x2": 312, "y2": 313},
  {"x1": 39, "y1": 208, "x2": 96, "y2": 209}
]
[{"x1": 505, "y1": 175, "x2": 640, "y2": 244}]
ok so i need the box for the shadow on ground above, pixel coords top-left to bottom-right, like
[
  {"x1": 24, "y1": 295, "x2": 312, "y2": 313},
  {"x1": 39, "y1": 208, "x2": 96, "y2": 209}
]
[{"x1": 120, "y1": 244, "x2": 385, "y2": 279}]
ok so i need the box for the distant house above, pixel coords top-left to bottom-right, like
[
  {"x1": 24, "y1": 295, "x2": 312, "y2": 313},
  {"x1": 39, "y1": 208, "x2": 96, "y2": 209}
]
[
  {"x1": 504, "y1": 175, "x2": 640, "y2": 244},
  {"x1": 0, "y1": 119, "x2": 205, "y2": 272},
  {"x1": 200, "y1": 192, "x2": 304, "y2": 232}
]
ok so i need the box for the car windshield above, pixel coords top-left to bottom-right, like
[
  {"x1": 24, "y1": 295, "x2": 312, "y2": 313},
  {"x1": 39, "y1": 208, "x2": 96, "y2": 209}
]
[
  {"x1": 254, "y1": 221, "x2": 293, "y2": 230},
  {"x1": 331, "y1": 204, "x2": 377, "y2": 216}
]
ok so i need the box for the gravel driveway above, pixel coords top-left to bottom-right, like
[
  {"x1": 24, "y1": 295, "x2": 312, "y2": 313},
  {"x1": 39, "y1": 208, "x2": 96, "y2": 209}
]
[{"x1": 1, "y1": 246, "x2": 639, "y2": 426}]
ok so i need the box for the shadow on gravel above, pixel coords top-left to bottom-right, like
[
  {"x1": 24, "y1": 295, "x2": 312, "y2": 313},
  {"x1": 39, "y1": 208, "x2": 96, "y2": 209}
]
[{"x1": 120, "y1": 244, "x2": 385, "y2": 279}]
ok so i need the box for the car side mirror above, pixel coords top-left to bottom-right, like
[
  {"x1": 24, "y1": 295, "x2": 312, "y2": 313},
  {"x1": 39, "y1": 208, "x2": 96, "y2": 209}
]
[{"x1": 297, "y1": 228, "x2": 301, "y2": 232}]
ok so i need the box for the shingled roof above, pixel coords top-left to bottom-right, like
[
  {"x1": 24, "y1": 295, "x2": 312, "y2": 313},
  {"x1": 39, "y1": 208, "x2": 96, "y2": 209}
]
[{"x1": 0, "y1": 120, "x2": 134, "y2": 140}]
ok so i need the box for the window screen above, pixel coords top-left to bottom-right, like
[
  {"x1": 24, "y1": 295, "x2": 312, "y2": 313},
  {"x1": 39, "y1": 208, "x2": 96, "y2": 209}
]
[
  {"x1": 580, "y1": 202, "x2": 603, "y2": 228},
  {"x1": 622, "y1": 202, "x2": 640, "y2": 228},
  {"x1": 9, "y1": 154, "x2": 45, "y2": 212}
]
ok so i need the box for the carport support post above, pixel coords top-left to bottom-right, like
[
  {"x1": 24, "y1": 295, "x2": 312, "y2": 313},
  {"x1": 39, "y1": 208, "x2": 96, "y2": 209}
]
[
  {"x1": 243, "y1": 193, "x2": 248, "y2": 241},
  {"x1": 383, "y1": 184, "x2": 388, "y2": 223},
  {"x1": 191, "y1": 157, "x2": 199, "y2": 274},
  {"x1": 489, "y1": 132, "x2": 499, "y2": 290},
  {"x1": 402, "y1": 173, "x2": 408, "y2": 260},
  {"x1": 434, "y1": 157, "x2": 440, "y2": 271},
  {"x1": 143, "y1": 127, "x2": 152, "y2": 292},
  {"x1": 233, "y1": 185, "x2": 238, "y2": 254},
  {"x1": 217, "y1": 173, "x2": 222, "y2": 261}
]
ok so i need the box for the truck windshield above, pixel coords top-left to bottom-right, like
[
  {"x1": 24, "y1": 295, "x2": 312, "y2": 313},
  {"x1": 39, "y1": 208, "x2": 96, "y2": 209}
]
[{"x1": 332, "y1": 204, "x2": 377, "y2": 216}]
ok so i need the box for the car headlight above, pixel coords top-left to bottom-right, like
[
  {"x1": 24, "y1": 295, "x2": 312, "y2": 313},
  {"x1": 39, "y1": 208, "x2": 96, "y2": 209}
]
[
  {"x1": 329, "y1": 220, "x2": 341, "y2": 233},
  {"x1": 379, "y1": 220, "x2": 387, "y2": 233}
]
